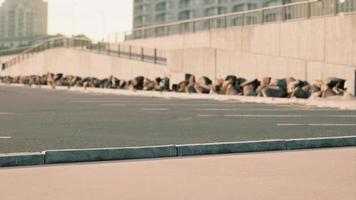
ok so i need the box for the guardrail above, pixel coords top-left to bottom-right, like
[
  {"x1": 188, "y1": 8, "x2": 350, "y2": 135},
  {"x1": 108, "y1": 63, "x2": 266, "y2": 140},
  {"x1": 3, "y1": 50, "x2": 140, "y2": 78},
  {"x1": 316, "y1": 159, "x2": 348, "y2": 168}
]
[
  {"x1": 123, "y1": 0, "x2": 356, "y2": 40},
  {"x1": 1, "y1": 37, "x2": 167, "y2": 71}
]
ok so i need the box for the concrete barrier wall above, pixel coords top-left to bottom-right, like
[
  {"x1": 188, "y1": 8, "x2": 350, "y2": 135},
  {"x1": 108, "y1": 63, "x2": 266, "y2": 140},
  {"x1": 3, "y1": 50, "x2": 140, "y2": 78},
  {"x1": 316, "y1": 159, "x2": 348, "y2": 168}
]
[
  {"x1": 167, "y1": 47, "x2": 356, "y2": 94},
  {"x1": 125, "y1": 14, "x2": 356, "y2": 95},
  {"x1": 0, "y1": 48, "x2": 170, "y2": 80}
]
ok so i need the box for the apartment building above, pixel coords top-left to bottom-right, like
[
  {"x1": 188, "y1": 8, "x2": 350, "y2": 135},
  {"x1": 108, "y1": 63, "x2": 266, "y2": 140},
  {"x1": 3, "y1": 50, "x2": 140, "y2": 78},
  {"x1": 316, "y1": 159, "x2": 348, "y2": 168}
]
[
  {"x1": 0, "y1": 0, "x2": 47, "y2": 47},
  {"x1": 133, "y1": 0, "x2": 288, "y2": 28}
]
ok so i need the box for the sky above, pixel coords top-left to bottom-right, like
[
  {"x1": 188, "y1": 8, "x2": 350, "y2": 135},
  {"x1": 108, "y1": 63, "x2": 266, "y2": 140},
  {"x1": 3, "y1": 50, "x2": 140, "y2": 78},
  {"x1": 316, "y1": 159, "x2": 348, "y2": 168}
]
[{"x1": 1, "y1": 0, "x2": 133, "y2": 41}]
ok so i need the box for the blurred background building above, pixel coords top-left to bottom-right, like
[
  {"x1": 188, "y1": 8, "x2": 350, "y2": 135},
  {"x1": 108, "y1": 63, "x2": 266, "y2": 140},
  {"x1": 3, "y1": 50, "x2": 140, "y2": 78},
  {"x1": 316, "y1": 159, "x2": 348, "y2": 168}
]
[
  {"x1": 0, "y1": 0, "x2": 48, "y2": 49},
  {"x1": 132, "y1": 0, "x2": 302, "y2": 28}
]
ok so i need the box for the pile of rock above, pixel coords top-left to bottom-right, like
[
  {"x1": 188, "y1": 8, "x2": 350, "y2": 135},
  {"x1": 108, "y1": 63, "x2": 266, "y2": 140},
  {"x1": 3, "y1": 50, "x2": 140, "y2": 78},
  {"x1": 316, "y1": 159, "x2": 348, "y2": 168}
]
[
  {"x1": 171, "y1": 74, "x2": 349, "y2": 98},
  {"x1": 0, "y1": 73, "x2": 350, "y2": 98}
]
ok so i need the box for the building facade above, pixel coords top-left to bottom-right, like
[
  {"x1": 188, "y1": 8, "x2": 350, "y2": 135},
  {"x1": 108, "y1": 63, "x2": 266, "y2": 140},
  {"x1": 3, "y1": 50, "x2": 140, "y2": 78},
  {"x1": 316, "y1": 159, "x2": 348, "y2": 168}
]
[
  {"x1": 0, "y1": 0, "x2": 47, "y2": 47},
  {"x1": 133, "y1": 0, "x2": 289, "y2": 28}
]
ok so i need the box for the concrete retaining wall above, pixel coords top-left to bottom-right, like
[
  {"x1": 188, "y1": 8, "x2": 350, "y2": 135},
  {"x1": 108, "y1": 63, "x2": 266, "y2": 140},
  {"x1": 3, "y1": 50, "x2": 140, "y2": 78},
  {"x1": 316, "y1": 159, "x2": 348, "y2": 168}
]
[
  {"x1": 0, "y1": 48, "x2": 169, "y2": 81},
  {"x1": 1, "y1": 136, "x2": 355, "y2": 168},
  {"x1": 125, "y1": 14, "x2": 356, "y2": 95}
]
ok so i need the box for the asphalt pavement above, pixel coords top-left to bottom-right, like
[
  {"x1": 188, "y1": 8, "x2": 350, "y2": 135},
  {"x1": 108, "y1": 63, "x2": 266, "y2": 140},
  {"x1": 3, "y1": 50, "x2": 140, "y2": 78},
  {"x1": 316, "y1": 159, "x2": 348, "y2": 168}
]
[{"x1": 0, "y1": 86, "x2": 356, "y2": 153}]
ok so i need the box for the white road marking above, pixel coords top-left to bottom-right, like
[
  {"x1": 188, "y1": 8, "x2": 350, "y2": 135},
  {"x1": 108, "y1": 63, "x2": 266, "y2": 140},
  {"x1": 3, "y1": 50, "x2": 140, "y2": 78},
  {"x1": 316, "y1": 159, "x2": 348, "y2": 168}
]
[
  {"x1": 141, "y1": 108, "x2": 169, "y2": 111},
  {"x1": 73, "y1": 101, "x2": 118, "y2": 103},
  {"x1": 0, "y1": 136, "x2": 11, "y2": 139},
  {"x1": 277, "y1": 124, "x2": 356, "y2": 127},
  {"x1": 196, "y1": 108, "x2": 337, "y2": 111},
  {"x1": 224, "y1": 114, "x2": 304, "y2": 118},
  {"x1": 324, "y1": 115, "x2": 356, "y2": 118},
  {"x1": 224, "y1": 114, "x2": 356, "y2": 118},
  {"x1": 196, "y1": 114, "x2": 217, "y2": 117},
  {"x1": 99, "y1": 104, "x2": 127, "y2": 107}
]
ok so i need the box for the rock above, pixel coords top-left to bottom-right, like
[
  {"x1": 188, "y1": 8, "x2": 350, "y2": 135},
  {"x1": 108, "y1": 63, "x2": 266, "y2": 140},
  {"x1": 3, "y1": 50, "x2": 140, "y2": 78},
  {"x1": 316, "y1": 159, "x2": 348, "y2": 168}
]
[
  {"x1": 270, "y1": 78, "x2": 287, "y2": 97},
  {"x1": 243, "y1": 85, "x2": 257, "y2": 96},
  {"x1": 196, "y1": 76, "x2": 212, "y2": 94},
  {"x1": 241, "y1": 79, "x2": 260, "y2": 91},
  {"x1": 225, "y1": 84, "x2": 238, "y2": 95},
  {"x1": 291, "y1": 86, "x2": 311, "y2": 99},
  {"x1": 197, "y1": 76, "x2": 212, "y2": 87},
  {"x1": 310, "y1": 91, "x2": 322, "y2": 99},
  {"x1": 261, "y1": 77, "x2": 272, "y2": 87},
  {"x1": 210, "y1": 79, "x2": 223, "y2": 94},
  {"x1": 325, "y1": 78, "x2": 346, "y2": 90},
  {"x1": 322, "y1": 87, "x2": 336, "y2": 98},
  {"x1": 132, "y1": 76, "x2": 144, "y2": 90},
  {"x1": 262, "y1": 86, "x2": 284, "y2": 98},
  {"x1": 143, "y1": 78, "x2": 155, "y2": 91}
]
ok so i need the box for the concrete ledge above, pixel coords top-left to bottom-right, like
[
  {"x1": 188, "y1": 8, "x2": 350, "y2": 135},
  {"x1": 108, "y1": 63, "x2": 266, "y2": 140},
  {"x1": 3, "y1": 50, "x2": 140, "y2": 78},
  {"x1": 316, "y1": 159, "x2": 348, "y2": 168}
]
[
  {"x1": 177, "y1": 140, "x2": 287, "y2": 156},
  {"x1": 1, "y1": 136, "x2": 355, "y2": 168},
  {"x1": 286, "y1": 136, "x2": 356, "y2": 150},
  {"x1": 44, "y1": 145, "x2": 177, "y2": 164},
  {"x1": 0, "y1": 152, "x2": 45, "y2": 167}
]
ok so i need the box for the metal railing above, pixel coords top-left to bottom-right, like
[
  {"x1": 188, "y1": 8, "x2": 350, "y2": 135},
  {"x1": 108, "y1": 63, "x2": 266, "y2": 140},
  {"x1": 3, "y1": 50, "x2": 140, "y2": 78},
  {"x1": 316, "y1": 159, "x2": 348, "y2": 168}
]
[
  {"x1": 1, "y1": 37, "x2": 167, "y2": 71},
  {"x1": 123, "y1": 0, "x2": 356, "y2": 40}
]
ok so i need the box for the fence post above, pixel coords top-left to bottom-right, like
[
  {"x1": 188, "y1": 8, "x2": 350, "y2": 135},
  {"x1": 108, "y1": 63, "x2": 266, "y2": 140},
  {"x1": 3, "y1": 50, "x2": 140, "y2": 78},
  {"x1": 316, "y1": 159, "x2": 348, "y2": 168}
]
[
  {"x1": 154, "y1": 48, "x2": 157, "y2": 64},
  {"x1": 141, "y1": 47, "x2": 144, "y2": 61},
  {"x1": 118, "y1": 44, "x2": 121, "y2": 57},
  {"x1": 334, "y1": 0, "x2": 338, "y2": 15},
  {"x1": 107, "y1": 43, "x2": 110, "y2": 55},
  {"x1": 307, "y1": 0, "x2": 311, "y2": 19},
  {"x1": 129, "y1": 46, "x2": 132, "y2": 59},
  {"x1": 224, "y1": 16, "x2": 228, "y2": 28}
]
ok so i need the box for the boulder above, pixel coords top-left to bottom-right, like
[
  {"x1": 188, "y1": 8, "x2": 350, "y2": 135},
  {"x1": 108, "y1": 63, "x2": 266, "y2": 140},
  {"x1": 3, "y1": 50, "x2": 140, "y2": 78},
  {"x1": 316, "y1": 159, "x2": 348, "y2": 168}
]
[
  {"x1": 262, "y1": 86, "x2": 284, "y2": 98},
  {"x1": 243, "y1": 85, "x2": 257, "y2": 96},
  {"x1": 291, "y1": 86, "x2": 311, "y2": 99},
  {"x1": 241, "y1": 79, "x2": 261, "y2": 91}
]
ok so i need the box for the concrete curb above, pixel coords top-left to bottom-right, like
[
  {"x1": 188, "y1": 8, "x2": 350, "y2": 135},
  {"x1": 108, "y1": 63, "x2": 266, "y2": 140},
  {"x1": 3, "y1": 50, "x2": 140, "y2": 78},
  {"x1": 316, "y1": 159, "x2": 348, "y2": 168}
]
[
  {"x1": 0, "y1": 152, "x2": 45, "y2": 167},
  {"x1": 286, "y1": 136, "x2": 356, "y2": 150},
  {"x1": 1, "y1": 136, "x2": 355, "y2": 168},
  {"x1": 177, "y1": 140, "x2": 286, "y2": 156},
  {"x1": 44, "y1": 145, "x2": 177, "y2": 164}
]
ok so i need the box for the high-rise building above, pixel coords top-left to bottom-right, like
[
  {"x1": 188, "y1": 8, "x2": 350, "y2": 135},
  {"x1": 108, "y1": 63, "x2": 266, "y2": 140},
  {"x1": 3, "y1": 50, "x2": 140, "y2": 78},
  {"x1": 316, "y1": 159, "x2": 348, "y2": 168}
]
[
  {"x1": 133, "y1": 0, "x2": 287, "y2": 28},
  {"x1": 0, "y1": 0, "x2": 47, "y2": 46}
]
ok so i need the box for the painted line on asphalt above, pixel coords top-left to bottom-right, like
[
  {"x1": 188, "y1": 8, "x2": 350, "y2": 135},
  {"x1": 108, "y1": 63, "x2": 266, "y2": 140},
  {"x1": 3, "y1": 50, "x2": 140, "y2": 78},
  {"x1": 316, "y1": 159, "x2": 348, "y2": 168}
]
[
  {"x1": 224, "y1": 114, "x2": 304, "y2": 118},
  {"x1": 96, "y1": 103, "x2": 272, "y2": 107},
  {"x1": 224, "y1": 114, "x2": 356, "y2": 118},
  {"x1": 196, "y1": 114, "x2": 217, "y2": 117},
  {"x1": 99, "y1": 103, "x2": 127, "y2": 107},
  {"x1": 277, "y1": 123, "x2": 356, "y2": 127},
  {"x1": 141, "y1": 108, "x2": 169, "y2": 111},
  {"x1": 324, "y1": 115, "x2": 356, "y2": 118},
  {"x1": 196, "y1": 108, "x2": 337, "y2": 111},
  {"x1": 0, "y1": 136, "x2": 11, "y2": 139}
]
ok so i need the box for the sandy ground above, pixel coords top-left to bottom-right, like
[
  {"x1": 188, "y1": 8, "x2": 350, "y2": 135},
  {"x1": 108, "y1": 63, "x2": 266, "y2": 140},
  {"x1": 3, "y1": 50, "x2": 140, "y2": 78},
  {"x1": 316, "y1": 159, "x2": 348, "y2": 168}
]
[{"x1": 0, "y1": 148, "x2": 355, "y2": 200}]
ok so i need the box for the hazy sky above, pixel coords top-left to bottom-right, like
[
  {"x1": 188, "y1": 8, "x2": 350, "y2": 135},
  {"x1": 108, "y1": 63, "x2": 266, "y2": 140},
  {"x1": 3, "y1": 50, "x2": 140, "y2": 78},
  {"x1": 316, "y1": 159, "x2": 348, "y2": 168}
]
[{"x1": 1, "y1": 0, "x2": 133, "y2": 41}]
